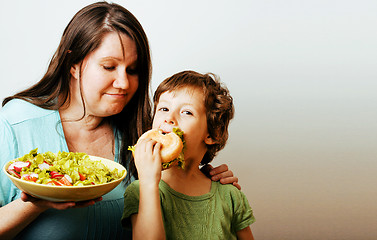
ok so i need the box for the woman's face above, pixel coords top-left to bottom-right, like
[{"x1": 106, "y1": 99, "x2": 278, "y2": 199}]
[{"x1": 70, "y1": 32, "x2": 139, "y2": 117}]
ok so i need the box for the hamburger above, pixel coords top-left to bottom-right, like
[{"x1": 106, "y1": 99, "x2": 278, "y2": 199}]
[{"x1": 128, "y1": 128, "x2": 185, "y2": 169}]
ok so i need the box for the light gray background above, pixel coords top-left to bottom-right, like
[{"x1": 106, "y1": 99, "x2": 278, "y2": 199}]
[{"x1": 1, "y1": 0, "x2": 376, "y2": 239}]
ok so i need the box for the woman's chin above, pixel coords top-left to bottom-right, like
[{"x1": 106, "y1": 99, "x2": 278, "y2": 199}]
[
  {"x1": 98, "y1": 104, "x2": 126, "y2": 117},
  {"x1": 107, "y1": 108, "x2": 124, "y2": 116}
]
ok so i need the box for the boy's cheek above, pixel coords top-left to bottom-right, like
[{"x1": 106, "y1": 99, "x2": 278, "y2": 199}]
[{"x1": 151, "y1": 118, "x2": 160, "y2": 129}]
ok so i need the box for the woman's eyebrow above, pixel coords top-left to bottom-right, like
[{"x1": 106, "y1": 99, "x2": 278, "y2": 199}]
[{"x1": 100, "y1": 56, "x2": 123, "y2": 61}]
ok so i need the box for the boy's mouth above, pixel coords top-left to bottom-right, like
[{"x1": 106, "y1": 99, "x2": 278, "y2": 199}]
[{"x1": 158, "y1": 124, "x2": 174, "y2": 134}]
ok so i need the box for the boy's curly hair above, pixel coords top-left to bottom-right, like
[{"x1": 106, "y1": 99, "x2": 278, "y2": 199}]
[{"x1": 153, "y1": 70, "x2": 234, "y2": 165}]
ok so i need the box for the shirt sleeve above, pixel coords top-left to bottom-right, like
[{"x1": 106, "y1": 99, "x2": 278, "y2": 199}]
[
  {"x1": 121, "y1": 180, "x2": 141, "y2": 229},
  {"x1": 0, "y1": 115, "x2": 19, "y2": 206},
  {"x1": 232, "y1": 189, "x2": 256, "y2": 232}
]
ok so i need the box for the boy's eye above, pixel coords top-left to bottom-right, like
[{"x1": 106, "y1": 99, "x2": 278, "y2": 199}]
[{"x1": 183, "y1": 110, "x2": 193, "y2": 115}]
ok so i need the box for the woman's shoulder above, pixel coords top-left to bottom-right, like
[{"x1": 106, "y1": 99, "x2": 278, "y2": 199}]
[{"x1": 1, "y1": 99, "x2": 57, "y2": 125}]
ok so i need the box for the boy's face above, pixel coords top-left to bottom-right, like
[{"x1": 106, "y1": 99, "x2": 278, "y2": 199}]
[{"x1": 152, "y1": 87, "x2": 214, "y2": 161}]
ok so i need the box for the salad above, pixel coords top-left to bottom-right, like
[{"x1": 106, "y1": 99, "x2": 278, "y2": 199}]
[{"x1": 6, "y1": 149, "x2": 125, "y2": 186}]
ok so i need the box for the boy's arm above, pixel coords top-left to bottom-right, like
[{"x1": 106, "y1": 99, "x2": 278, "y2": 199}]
[
  {"x1": 131, "y1": 138, "x2": 166, "y2": 240},
  {"x1": 131, "y1": 181, "x2": 165, "y2": 240},
  {"x1": 236, "y1": 226, "x2": 254, "y2": 240}
]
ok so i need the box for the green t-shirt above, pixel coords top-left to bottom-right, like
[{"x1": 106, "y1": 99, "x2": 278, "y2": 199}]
[{"x1": 122, "y1": 180, "x2": 255, "y2": 239}]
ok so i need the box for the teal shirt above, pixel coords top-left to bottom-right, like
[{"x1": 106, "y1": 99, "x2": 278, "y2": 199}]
[
  {"x1": 0, "y1": 99, "x2": 131, "y2": 239},
  {"x1": 122, "y1": 180, "x2": 255, "y2": 240}
]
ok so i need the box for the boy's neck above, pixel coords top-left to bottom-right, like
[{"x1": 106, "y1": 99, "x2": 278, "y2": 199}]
[{"x1": 161, "y1": 161, "x2": 212, "y2": 196}]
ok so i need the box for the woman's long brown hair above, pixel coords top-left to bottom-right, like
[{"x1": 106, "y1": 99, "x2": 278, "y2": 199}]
[{"x1": 2, "y1": 2, "x2": 152, "y2": 181}]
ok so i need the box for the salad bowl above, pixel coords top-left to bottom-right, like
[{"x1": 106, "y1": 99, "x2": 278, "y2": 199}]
[{"x1": 3, "y1": 154, "x2": 127, "y2": 202}]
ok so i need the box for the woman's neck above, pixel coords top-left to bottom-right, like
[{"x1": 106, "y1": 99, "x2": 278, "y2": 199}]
[
  {"x1": 58, "y1": 96, "x2": 106, "y2": 131},
  {"x1": 58, "y1": 106, "x2": 115, "y2": 160}
]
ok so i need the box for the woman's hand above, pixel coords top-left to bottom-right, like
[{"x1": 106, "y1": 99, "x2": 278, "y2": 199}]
[
  {"x1": 201, "y1": 164, "x2": 241, "y2": 190},
  {"x1": 20, "y1": 192, "x2": 102, "y2": 210}
]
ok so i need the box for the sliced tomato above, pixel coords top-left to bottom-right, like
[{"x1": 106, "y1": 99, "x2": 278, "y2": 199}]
[
  {"x1": 8, "y1": 169, "x2": 21, "y2": 178},
  {"x1": 8, "y1": 161, "x2": 31, "y2": 172},
  {"x1": 14, "y1": 161, "x2": 31, "y2": 172},
  {"x1": 78, "y1": 172, "x2": 86, "y2": 181},
  {"x1": 46, "y1": 180, "x2": 62, "y2": 186},
  {"x1": 50, "y1": 171, "x2": 64, "y2": 179},
  {"x1": 22, "y1": 173, "x2": 38, "y2": 182},
  {"x1": 58, "y1": 175, "x2": 72, "y2": 186}
]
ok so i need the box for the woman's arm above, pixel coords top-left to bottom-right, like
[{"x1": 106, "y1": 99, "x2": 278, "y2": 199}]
[
  {"x1": 236, "y1": 226, "x2": 254, "y2": 240},
  {"x1": 0, "y1": 198, "x2": 45, "y2": 240},
  {"x1": 131, "y1": 139, "x2": 165, "y2": 240},
  {"x1": 0, "y1": 193, "x2": 101, "y2": 239},
  {"x1": 0, "y1": 195, "x2": 74, "y2": 239}
]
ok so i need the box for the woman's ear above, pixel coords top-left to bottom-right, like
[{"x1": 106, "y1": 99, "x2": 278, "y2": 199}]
[
  {"x1": 205, "y1": 135, "x2": 216, "y2": 145},
  {"x1": 70, "y1": 64, "x2": 79, "y2": 80}
]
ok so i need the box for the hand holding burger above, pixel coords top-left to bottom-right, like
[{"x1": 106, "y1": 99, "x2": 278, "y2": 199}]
[{"x1": 129, "y1": 128, "x2": 185, "y2": 170}]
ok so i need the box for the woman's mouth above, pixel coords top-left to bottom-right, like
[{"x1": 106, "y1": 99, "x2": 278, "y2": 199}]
[{"x1": 105, "y1": 93, "x2": 127, "y2": 99}]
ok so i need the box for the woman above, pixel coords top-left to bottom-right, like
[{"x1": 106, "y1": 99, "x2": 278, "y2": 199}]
[{"x1": 0, "y1": 2, "x2": 239, "y2": 239}]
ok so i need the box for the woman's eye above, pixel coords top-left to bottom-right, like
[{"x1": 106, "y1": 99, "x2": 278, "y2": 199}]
[
  {"x1": 103, "y1": 65, "x2": 116, "y2": 71},
  {"x1": 127, "y1": 68, "x2": 138, "y2": 75},
  {"x1": 159, "y1": 107, "x2": 169, "y2": 112}
]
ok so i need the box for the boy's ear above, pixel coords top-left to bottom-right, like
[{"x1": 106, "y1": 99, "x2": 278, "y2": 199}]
[{"x1": 204, "y1": 135, "x2": 216, "y2": 145}]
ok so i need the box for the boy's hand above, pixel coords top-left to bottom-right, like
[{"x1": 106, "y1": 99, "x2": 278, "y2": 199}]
[
  {"x1": 201, "y1": 164, "x2": 241, "y2": 190},
  {"x1": 134, "y1": 138, "x2": 162, "y2": 185}
]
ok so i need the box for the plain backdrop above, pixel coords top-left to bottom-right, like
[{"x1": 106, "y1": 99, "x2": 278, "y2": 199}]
[{"x1": 1, "y1": 0, "x2": 376, "y2": 239}]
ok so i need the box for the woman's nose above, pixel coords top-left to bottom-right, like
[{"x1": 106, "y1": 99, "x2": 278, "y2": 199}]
[{"x1": 113, "y1": 72, "x2": 129, "y2": 89}]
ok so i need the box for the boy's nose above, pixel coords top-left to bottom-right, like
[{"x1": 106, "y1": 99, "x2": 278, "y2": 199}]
[{"x1": 165, "y1": 119, "x2": 175, "y2": 125}]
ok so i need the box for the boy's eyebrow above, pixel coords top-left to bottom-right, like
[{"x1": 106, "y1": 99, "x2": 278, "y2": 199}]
[
  {"x1": 158, "y1": 99, "x2": 195, "y2": 106},
  {"x1": 157, "y1": 99, "x2": 169, "y2": 104},
  {"x1": 159, "y1": 102, "x2": 201, "y2": 111}
]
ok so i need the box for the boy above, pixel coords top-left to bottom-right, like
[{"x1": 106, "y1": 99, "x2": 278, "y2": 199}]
[{"x1": 122, "y1": 70, "x2": 255, "y2": 239}]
